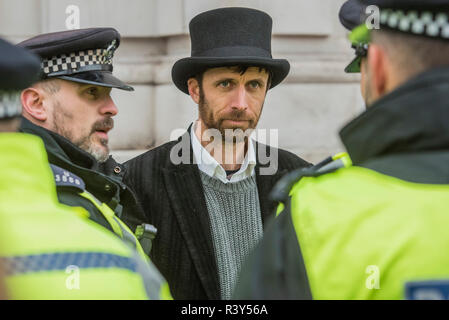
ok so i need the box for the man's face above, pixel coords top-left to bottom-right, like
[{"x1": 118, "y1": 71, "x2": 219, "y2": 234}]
[
  {"x1": 43, "y1": 80, "x2": 118, "y2": 162},
  {"x1": 195, "y1": 66, "x2": 269, "y2": 141}
]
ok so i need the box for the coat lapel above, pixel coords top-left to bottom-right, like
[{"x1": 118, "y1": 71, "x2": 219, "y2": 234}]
[
  {"x1": 160, "y1": 134, "x2": 288, "y2": 298},
  {"x1": 161, "y1": 129, "x2": 220, "y2": 299},
  {"x1": 254, "y1": 142, "x2": 289, "y2": 227}
]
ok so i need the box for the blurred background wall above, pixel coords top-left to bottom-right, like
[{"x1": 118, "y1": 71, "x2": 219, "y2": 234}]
[{"x1": 0, "y1": 0, "x2": 364, "y2": 164}]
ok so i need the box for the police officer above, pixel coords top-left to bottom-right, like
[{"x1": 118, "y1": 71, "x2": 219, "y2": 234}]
[
  {"x1": 17, "y1": 28, "x2": 154, "y2": 256},
  {"x1": 235, "y1": 0, "x2": 449, "y2": 300},
  {"x1": 0, "y1": 37, "x2": 170, "y2": 299},
  {"x1": 0, "y1": 37, "x2": 41, "y2": 299}
]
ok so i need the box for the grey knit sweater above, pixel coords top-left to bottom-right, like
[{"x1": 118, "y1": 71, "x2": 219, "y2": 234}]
[{"x1": 199, "y1": 171, "x2": 263, "y2": 300}]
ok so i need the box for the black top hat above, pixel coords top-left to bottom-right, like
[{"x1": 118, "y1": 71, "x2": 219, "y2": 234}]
[
  {"x1": 171, "y1": 7, "x2": 290, "y2": 94},
  {"x1": 18, "y1": 28, "x2": 133, "y2": 91},
  {"x1": 0, "y1": 37, "x2": 41, "y2": 119}
]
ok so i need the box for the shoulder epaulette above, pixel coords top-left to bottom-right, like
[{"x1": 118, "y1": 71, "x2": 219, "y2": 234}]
[
  {"x1": 269, "y1": 152, "x2": 351, "y2": 203},
  {"x1": 50, "y1": 164, "x2": 85, "y2": 192}
]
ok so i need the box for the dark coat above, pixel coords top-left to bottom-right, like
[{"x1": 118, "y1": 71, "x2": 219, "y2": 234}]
[
  {"x1": 20, "y1": 117, "x2": 146, "y2": 233},
  {"x1": 123, "y1": 126, "x2": 311, "y2": 299},
  {"x1": 234, "y1": 67, "x2": 449, "y2": 299}
]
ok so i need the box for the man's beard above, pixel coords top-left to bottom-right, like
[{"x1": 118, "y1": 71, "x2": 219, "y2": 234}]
[
  {"x1": 198, "y1": 86, "x2": 262, "y2": 143},
  {"x1": 51, "y1": 105, "x2": 113, "y2": 163},
  {"x1": 76, "y1": 118, "x2": 112, "y2": 163}
]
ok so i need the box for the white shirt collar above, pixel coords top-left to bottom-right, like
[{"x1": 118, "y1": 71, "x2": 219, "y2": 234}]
[{"x1": 190, "y1": 121, "x2": 257, "y2": 184}]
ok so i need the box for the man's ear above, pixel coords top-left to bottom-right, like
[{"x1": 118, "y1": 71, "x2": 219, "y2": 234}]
[
  {"x1": 187, "y1": 78, "x2": 200, "y2": 104},
  {"x1": 21, "y1": 87, "x2": 48, "y2": 122},
  {"x1": 367, "y1": 44, "x2": 388, "y2": 99}
]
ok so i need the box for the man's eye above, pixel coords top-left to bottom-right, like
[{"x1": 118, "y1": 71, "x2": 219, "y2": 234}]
[
  {"x1": 218, "y1": 80, "x2": 231, "y2": 88},
  {"x1": 249, "y1": 81, "x2": 261, "y2": 89},
  {"x1": 86, "y1": 87, "x2": 99, "y2": 96}
]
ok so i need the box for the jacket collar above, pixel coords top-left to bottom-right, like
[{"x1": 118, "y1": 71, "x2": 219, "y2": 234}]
[
  {"x1": 20, "y1": 117, "x2": 98, "y2": 169},
  {"x1": 0, "y1": 133, "x2": 58, "y2": 203},
  {"x1": 19, "y1": 117, "x2": 122, "y2": 176},
  {"x1": 340, "y1": 67, "x2": 449, "y2": 165},
  {"x1": 171, "y1": 124, "x2": 288, "y2": 223}
]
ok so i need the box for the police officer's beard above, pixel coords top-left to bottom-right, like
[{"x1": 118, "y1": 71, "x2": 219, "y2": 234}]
[
  {"x1": 51, "y1": 106, "x2": 112, "y2": 163},
  {"x1": 198, "y1": 86, "x2": 262, "y2": 143},
  {"x1": 77, "y1": 118, "x2": 113, "y2": 163}
]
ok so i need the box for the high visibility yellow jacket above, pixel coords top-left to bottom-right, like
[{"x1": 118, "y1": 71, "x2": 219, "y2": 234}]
[
  {"x1": 0, "y1": 133, "x2": 171, "y2": 299},
  {"x1": 234, "y1": 68, "x2": 449, "y2": 300}
]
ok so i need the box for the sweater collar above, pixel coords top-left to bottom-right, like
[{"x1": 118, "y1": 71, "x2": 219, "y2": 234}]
[{"x1": 340, "y1": 67, "x2": 449, "y2": 165}]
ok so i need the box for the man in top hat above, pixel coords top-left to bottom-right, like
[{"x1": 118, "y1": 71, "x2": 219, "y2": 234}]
[
  {"x1": 123, "y1": 7, "x2": 311, "y2": 299},
  {"x1": 17, "y1": 28, "x2": 150, "y2": 256},
  {"x1": 234, "y1": 0, "x2": 449, "y2": 299},
  {"x1": 0, "y1": 37, "x2": 171, "y2": 300}
]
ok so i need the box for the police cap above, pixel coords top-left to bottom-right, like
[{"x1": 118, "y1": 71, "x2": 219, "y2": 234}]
[
  {"x1": 18, "y1": 28, "x2": 133, "y2": 91},
  {"x1": 339, "y1": 0, "x2": 368, "y2": 30},
  {"x1": 358, "y1": 0, "x2": 449, "y2": 41},
  {"x1": 0, "y1": 38, "x2": 40, "y2": 119}
]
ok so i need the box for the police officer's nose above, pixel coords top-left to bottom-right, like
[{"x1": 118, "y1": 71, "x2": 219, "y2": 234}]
[{"x1": 101, "y1": 96, "x2": 118, "y2": 116}]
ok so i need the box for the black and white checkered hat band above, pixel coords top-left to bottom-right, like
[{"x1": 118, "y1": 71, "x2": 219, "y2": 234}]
[
  {"x1": 41, "y1": 48, "x2": 114, "y2": 77},
  {"x1": 0, "y1": 90, "x2": 21, "y2": 119},
  {"x1": 380, "y1": 10, "x2": 449, "y2": 39}
]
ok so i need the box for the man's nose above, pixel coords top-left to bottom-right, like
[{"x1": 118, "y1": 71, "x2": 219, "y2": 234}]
[
  {"x1": 100, "y1": 95, "x2": 118, "y2": 116},
  {"x1": 231, "y1": 85, "x2": 249, "y2": 111}
]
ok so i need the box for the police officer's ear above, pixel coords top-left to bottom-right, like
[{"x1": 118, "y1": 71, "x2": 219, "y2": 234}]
[
  {"x1": 20, "y1": 85, "x2": 48, "y2": 122},
  {"x1": 366, "y1": 43, "x2": 390, "y2": 101},
  {"x1": 187, "y1": 77, "x2": 201, "y2": 104}
]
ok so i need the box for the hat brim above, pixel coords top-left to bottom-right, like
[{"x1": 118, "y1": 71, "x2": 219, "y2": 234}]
[
  {"x1": 58, "y1": 71, "x2": 134, "y2": 91},
  {"x1": 172, "y1": 56, "x2": 290, "y2": 94},
  {"x1": 345, "y1": 55, "x2": 362, "y2": 73}
]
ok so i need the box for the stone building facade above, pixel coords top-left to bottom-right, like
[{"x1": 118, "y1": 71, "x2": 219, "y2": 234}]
[{"x1": 0, "y1": 0, "x2": 364, "y2": 163}]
